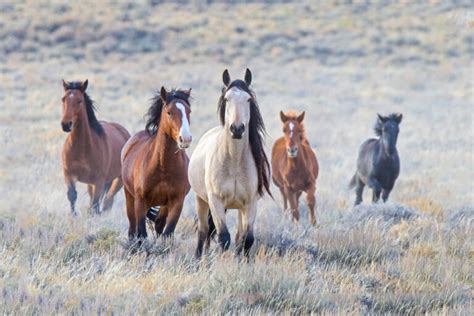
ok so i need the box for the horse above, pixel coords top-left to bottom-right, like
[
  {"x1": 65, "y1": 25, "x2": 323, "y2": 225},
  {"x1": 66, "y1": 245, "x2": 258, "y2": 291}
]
[
  {"x1": 121, "y1": 87, "x2": 192, "y2": 241},
  {"x1": 349, "y1": 113, "x2": 403, "y2": 205},
  {"x1": 189, "y1": 68, "x2": 271, "y2": 258},
  {"x1": 61, "y1": 79, "x2": 130, "y2": 215},
  {"x1": 271, "y1": 110, "x2": 319, "y2": 225}
]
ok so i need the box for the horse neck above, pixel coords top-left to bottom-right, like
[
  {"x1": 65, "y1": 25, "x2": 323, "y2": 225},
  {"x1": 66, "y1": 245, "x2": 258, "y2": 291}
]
[
  {"x1": 150, "y1": 124, "x2": 181, "y2": 168},
  {"x1": 219, "y1": 126, "x2": 249, "y2": 162},
  {"x1": 68, "y1": 110, "x2": 95, "y2": 152}
]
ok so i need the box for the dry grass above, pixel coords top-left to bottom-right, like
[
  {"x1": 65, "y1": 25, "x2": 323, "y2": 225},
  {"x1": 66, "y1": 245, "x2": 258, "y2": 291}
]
[{"x1": 0, "y1": 0, "x2": 472, "y2": 314}]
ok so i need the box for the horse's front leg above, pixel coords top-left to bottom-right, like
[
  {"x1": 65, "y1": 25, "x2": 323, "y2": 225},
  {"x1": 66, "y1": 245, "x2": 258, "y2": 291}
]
[
  {"x1": 162, "y1": 198, "x2": 184, "y2": 238},
  {"x1": 195, "y1": 197, "x2": 210, "y2": 258},
  {"x1": 89, "y1": 180, "x2": 106, "y2": 214},
  {"x1": 235, "y1": 200, "x2": 257, "y2": 258},
  {"x1": 367, "y1": 177, "x2": 382, "y2": 203},
  {"x1": 208, "y1": 194, "x2": 230, "y2": 251},
  {"x1": 306, "y1": 185, "x2": 317, "y2": 226},
  {"x1": 286, "y1": 188, "x2": 300, "y2": 223},
  {"x1": 65, "y1": 175, "x2": 77, "y2": 216}
]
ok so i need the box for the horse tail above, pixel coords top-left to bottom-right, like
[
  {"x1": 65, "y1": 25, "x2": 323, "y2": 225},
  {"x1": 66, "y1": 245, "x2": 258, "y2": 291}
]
[{"x1": 348, "y1": 173, "x2": 357, "y2": 189}]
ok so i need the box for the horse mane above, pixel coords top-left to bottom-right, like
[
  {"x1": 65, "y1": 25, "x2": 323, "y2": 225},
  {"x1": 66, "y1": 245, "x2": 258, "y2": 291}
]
[
  {"x1": 374, "y1": 113, "x2": 400, "y2": 136},
  {"x1": 217, "y1": 80, "x2": 272, "y2": 197},
  {"x1": 145, "y1": 89, "x2": 191, "y2": 135},
  {"x1": 65, "y1": 81, "x2": 104, "y2": 136}
]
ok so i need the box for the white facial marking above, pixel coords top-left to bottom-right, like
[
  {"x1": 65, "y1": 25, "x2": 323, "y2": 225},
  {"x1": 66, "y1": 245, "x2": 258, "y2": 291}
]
[
  {"x1": 68, "y1": 92, "x2": 75, "y2": 99},
  {"x1": 289, "y1": 122, "x2": 295, "y2": 138},
  {"x1": 176, "y1": 102, "x2": 191, "y2": 142},
  {"x1": 225, "y1": 87, "x2": 251, "y2": 129}
]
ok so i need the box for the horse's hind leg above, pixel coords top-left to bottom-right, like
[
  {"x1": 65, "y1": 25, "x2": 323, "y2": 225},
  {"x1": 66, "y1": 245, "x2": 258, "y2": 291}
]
[
  {"x1": 354, "y1": 177, "x2": 365, "y2": 206},
  {"x1": 102, "y1": 177, "x2": 123, "y2": 211},
  {"x1": 195, "y1": 197, "x2": 210, "y2": 258}
]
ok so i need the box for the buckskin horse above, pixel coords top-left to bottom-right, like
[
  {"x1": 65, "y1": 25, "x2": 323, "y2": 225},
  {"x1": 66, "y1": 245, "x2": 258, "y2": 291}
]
[
  {"x1": 189, "y1": 69, "x2": 271, "y2": 258},
  {"x1": 121, "y1": 87, "x2": 192, "y2": 241},
  {"x1": 349, "y1": 113, "x2": 403, "y2": 205},
  {"x1": 271, "y1": 110, "x2": 319, "y2": 225},
  {"x1": 61, "y1": 79, "x2": 130, "y2": 215}
]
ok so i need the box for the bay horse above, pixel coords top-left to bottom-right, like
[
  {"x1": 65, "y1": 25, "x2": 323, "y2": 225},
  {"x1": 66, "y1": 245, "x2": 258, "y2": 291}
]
[
  {"x1": 271, "y1": 111, "x2": 319, "y2": 225},
  {"x1": 61, "y1": 79, "x2": 130, "y2": 215},
  {"x1": 349, "y1": 113, "x2": 403, "y2": 205},
  {"x1": 189, "y1": 69, "x2": 271, "y2": 258},
  {"x1": 121, "y1": 87, "x2": 192, "y2": 241}
]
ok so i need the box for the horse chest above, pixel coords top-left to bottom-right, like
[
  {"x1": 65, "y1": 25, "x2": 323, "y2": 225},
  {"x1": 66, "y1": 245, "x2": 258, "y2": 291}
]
[{"x1": 210, "y1": 162, "x2": 256, "y2": 207}]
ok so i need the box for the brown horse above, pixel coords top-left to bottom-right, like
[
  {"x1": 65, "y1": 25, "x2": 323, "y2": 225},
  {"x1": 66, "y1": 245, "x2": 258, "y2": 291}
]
[
  {"x1": 271, "y1": 111, "x2": 319, "y2": 225},
  {"x1": 61, "y1": 79, "x2": 130, "y2": 215},
  {"x1": 121, "y1": 87, "x2": 192, "y2": 241}
]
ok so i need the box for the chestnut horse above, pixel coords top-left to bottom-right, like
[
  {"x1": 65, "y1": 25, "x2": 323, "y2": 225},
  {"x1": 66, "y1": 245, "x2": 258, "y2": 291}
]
[
  {"x1": 189, "y1": 69, "x2": 271, "y2": 258},
  {"x1": 121, "y1": 87, "x2": 192, "y2": 241},
  {"x1": 271, "y1": 111, "x2": 319, "y2": 225},
  {"x1": 61, "y1": 79, "x2": 130, "y2": 215}
]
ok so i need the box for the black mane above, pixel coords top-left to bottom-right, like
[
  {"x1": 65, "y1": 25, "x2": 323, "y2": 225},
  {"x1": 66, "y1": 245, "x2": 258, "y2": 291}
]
[
  {"x1": 374, "y1": 113, "x2": 401, "y2": 136},
  {"x1": 217, "y1": 80, "x2": 272, "y2": 197},
  {"x1": 65, "y1": 81, "x2": 104, "y2": 136},
  {"x1": 145, "y1": 89, "x2": 191, "y2": 135}
]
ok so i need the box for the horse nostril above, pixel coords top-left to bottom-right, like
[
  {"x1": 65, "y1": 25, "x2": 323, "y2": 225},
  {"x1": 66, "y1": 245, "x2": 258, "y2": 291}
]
[{"x1": 179, "y1": 136, "x2": 183, "y2": 143}]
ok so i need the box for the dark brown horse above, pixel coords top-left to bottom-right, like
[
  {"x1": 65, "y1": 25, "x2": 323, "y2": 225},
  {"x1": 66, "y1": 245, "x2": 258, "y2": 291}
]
[
  {"x1": 121, "y1": 87, "x2": 192, "y2": 241},
  {"x1": 61, "y1": 79, "x2": 130, "y2": 215},
  {"x1": 271, "y1": 111, "x2": 319, "y2": 225}
]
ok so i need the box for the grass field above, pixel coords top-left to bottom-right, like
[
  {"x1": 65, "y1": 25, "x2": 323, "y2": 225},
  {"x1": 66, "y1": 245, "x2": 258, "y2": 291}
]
[{"x1": 0, "y1": 0, "x2": 473, "y2": 314}]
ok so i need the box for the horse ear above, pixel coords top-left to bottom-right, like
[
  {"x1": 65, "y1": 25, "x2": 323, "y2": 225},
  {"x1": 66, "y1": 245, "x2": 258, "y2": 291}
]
[
  {"x1": 184, "y1": 88, "x2": 192, "y2": 96},
  {"x1": 222, "y1": 69, "x2": 231, "y2": 86},
  {"x1": 244, "y1": 68, "x2": 252, "y2": 86},
  {"x1": 395, "y1": 113, "x2": 403, "y2": 124},
  {"x1": 296, "y1": 111, "x2": 305, "y2": 123},
  {"x1": 81, "y1": 79, "x2": 88, "y2": 92},
  {"x1": 280, "y1": 111, "x2": 288, "y2": 123},
  {"x1": 62, "y1": 79, "x2": 68, "y2": 91},
  {"x1": 160, "y1": 86, "x2": 168, "y2": 101},
  {"x1": 377, "y1": 113, "x2": 387, "y2": 123}
]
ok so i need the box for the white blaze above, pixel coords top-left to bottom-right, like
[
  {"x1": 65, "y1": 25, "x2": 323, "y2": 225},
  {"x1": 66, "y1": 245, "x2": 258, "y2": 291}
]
[
  {"x1": 289, "y1": 122, "x2": 295, "y2": 138},
  {"x1": 176, "y1": 102, "x2": 191, "y2": 141}
]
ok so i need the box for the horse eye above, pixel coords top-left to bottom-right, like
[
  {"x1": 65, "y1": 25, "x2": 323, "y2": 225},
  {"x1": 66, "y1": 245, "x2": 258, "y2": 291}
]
[{"x1": 167, "y1": 111, "x2": 171, "y2": 116}]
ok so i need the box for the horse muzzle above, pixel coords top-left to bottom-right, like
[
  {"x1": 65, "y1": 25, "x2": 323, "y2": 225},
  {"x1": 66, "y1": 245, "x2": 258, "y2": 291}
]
[
  {"x1": 230, "y1": 123, "x2": 245, "y2": 139},
  {"x1": 61, "y1": 121, "x2": 73, "y2": 132},
  {"x1": 287, "y1": 146, "x2": 298, "y2": 158},
  {"x1": 178, "y1": 135, "x2": 192, "y2": 149}
]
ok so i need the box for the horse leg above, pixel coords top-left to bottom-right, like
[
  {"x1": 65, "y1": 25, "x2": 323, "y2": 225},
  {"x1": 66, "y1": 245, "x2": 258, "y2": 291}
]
[
  {"x1": 162, "y1": 198, "x2": 184, "y2": 238},
  {"x1": 306, "y1": 185, "x2": 317, "y2": 226},
  {"x1": 87, "y1": 184, "x2": 93, "y2": 200},
  {"x1": 134, "y1": 198, "x2": 147, "y2": 241},
  {"x1": 240, "y1": 201, "x2": 257, "y2": 258},
  {"x1": 154, "y1": 206, "x2": 168, "y2": 236},
  {"x1": 124, "y1": 189, "x2": 136, "y2": 240},
  {"x1": 277, "y1": 185, "x2": 288, "y2": 210},
  {"x1": 235, "y1": 209, "x2": 245, "y2": 255},
  {"x1": 102, "y1": 177, "x2": 123, "y2": 211},
  {"x1": 208, "y1": 194, "x2": 230, "y2": 252},
  {"x1": 367, "y1": 177, "x2": 382, "y2": 203},
  {"x1": 354, "y1": 176, "x2": 365, "y2": 206},
  {"x1": 287, "y1": 189, "x2": 300, "y2": 223},
  {"x1": 65, "y1": 177, "x2": 77, "y2": 216},
  {"x1": 89, "y1": 180, "x2": 105, "y2": 215},
  {"x1": 195, "y1": 197, "x2": 210, "y2": 258},
  {"x1": 382, "y1": 188, "x2": 391, "y2": 202}
]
